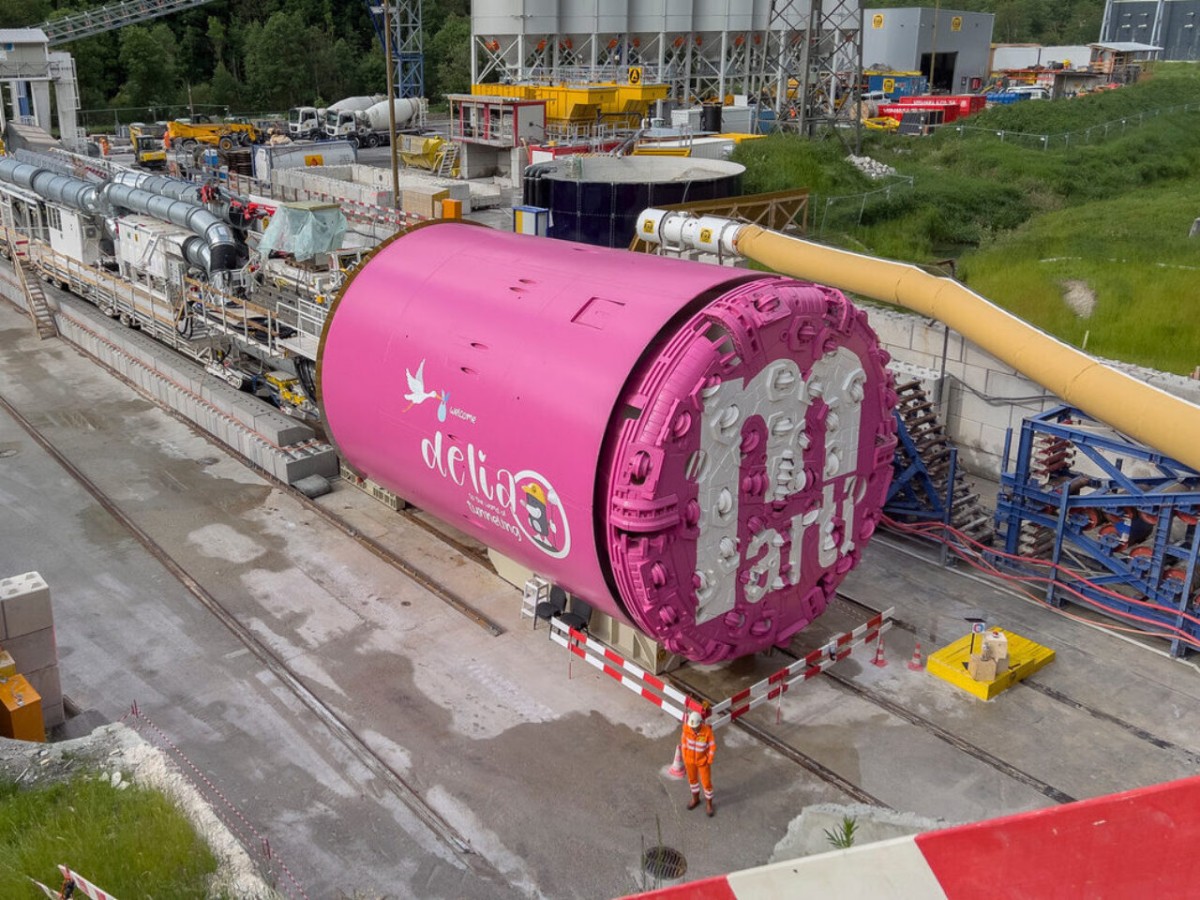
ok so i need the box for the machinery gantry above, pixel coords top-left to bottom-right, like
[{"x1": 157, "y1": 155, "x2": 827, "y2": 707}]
[
  {"x1": 40, "y1": 0, "x2": 218, "y2": 46},
  {"x1": 470, "y1": 1, "x2": 864, "y2": 128},
  {"x1": 995, "y1": 406, "x2": 1200, "y2": 657}
]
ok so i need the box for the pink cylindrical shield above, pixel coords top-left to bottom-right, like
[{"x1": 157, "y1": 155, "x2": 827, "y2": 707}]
[{"x1": 319, "y1": 223, "x2": 896, "y2": 662}]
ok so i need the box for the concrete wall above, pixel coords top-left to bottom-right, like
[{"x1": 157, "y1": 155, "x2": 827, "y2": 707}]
[{"x1": 866, "y1": 305, "x2": 1200, "y2": 477}]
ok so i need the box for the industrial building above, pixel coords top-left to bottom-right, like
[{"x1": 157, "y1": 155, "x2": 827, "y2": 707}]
[
  {"x1": 1, "y1": 1, "x2": 1200, "y2": 897},
  {"x1": 1101, "y1": 0, "x2": 1200, "y2": 60},
  {"x1": 471, "y1": 0, "x2": 863, "y2": 131},
  {"x1": 863, "y1": 7, "x2": 994, "y2": 93},
  {"x1": 0, "y1": 28, "x2": 82, "y2": 150}
]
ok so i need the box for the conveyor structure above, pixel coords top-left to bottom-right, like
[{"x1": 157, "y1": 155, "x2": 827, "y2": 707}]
[
  {"x1": 885, "y1": 377, "x2": 993, "y2": 545},
  {"x1": 995, "y1": 407, "x2": 1200, "y2": 657}
]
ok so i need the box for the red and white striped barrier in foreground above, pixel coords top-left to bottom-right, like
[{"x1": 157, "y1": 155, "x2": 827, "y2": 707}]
[
  {"x1": 622, "y1": 773, "x2": 1200, "y2": 899},
  {"x1": 31, "y1": 865, "x2": 119, "y2": 900},
  {"x1": 549, "y1": 609, "x2": 893, "y2": 728}
]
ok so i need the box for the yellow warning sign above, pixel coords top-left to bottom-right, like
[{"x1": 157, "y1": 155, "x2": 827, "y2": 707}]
[
  {"x1": 883, "y1": 77, "x2": 895, "y2": 94},
  {"x1": 642, "y1": 218, "x2": 654, "y2": 233},
  {"x1": 951, "y1": 16, "x2": 963, "y2": 31},
  {"x1": 304, "y1": 154, "x2": 324, "y2": 166},
  {"x1": 628, "y1": 66, "x2": 643, "y2": 85},
  {"x1": 872, "y1": 14, "x2": 884, "y2": 28},
  {"x1": 699, "y1": 227, "x2": 713, "y2": 244}
]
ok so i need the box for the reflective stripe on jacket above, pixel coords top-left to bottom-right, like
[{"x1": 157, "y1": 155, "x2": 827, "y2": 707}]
[{"x1": 680, "y1": 723, "x2": 715, "y2": 765}]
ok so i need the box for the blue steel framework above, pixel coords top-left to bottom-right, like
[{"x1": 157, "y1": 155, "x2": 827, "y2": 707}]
[
  {"x1": 995, "y1": 406, "x2": 1200, "y2": 657},
  {"x1": 885, "y1": 409, "x2": 960, "y2": 532},
  {"x1": 364, "y1": 0, "x2": 425, "y2": 100}
]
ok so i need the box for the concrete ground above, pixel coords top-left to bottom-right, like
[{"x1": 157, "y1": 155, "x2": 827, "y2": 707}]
[{"x1": 3, "y1": 292, "x2": 1200, "y2": 899}]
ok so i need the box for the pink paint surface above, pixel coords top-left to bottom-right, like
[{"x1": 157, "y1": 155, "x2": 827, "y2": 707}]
[
  {"x1": 320, "y1": 224, "x2": 895, "y2": 661},
  {"x1": 319, "y1": 223, "x2": 754, "y2": 626}
]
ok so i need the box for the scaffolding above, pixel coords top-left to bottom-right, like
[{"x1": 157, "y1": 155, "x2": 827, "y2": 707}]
[
  {"x1": 471, "y1": 1, "x2": 864, "y2": 128},
  {"x1": 365, "y1": 0, "x2": 425, "y2": 100}
]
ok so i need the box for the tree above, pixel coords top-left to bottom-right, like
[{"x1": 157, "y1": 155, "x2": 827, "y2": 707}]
[
  {"x1": 243, "y1": 11, "x2": 316, "y2": 110},
  {"x1": 210, "y1": 61, "x2": 244, "y2": 110},
  {"x1": 115, "y1": 25, "x2": 179, "y2": 110},
  {"x1": 427, "y1": 14, "x2": 472, "y2": 103},
  {"x1": 0, "y1": 0, "x2": 50, "y2": 28}
]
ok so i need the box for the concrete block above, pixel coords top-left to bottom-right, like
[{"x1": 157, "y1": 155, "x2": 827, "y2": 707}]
[
  {"x1": 979, "y1": 422, "x2": 1010, "y2": 459},
  {"x1": 957, "y1": 361, "x2": 991, "y2": 393},
  {"x1": 40, "y1": 699, "x2": 65, "y2": 729},
  {"x1": 2, "y1": 626, "x2": 57, "y2": 674},
  {"x1": 256, "y1": 411, "x2": 312, "y2": 447},
  {"x1": 985, "y1": 370, "x2": 1053, "y2": 406},
  {"x1": 223, "y1": 395, "x2": 259, "y2": 430},
  {"x1": 0, "y1": 571, "x2": 52, "y2": 638},
  {"x1": 24, "y1": 664, "x2": 61, "y2": 711},
  {"x1": 954, "y1": 389, "x2": 1002, "y2": 435},
  {"x1": 963, "y1": 341, "x2": 1005, "y2": 371},
  {"x1": 911, "y1": 321, "x2": 964, "y2": 362},
  {"x1": 865, "y1": 311, "x2": 914, "y2": 349},
  {"x1": 280, "y1": 448, "x2": 339, "y2": 483}
]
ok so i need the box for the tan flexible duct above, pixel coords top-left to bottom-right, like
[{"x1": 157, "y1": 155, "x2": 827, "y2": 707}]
[{"x1": 636, "y1": 208, "x2": 1200, "y2": 472}]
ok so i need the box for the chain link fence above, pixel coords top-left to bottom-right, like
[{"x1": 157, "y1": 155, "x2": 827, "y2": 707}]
[{"x1": 945, "y1": 101, "x2": 1200, "y2": 151}]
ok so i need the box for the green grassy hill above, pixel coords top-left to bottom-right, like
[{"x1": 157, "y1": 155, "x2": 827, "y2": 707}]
[{"x1": 732, "y1": 63, "x2": 1200, "y2": 374}]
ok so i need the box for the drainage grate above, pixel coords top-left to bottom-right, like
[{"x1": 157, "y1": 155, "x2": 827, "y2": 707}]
[{"x1": 642, "y1": 845, "x2": 687, "y2": 881}]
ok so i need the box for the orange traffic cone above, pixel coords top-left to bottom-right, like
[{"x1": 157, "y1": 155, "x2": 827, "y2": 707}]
[
  {"x1": 871, "y1": 635, "x2": 888, "y2": 668},
  {"x1": 667, "y1": 744, "x2": 685, "y2": 779},
  {"x1": 908, "y1": 642, "x2": 924, "y2": 671}
]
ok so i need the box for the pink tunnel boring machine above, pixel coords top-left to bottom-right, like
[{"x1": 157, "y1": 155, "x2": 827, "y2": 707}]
[{"x1": 317, "y1": 223, "x2": 897, "y2": 663}]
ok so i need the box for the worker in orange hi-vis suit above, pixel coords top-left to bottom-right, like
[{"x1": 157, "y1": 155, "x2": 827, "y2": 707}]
[{"x1": 681, "y1": 710, "x2": 717, "y2": 817}]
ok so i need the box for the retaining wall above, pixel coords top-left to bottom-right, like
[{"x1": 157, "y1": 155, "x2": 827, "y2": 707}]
[{"x1": 866, "y1": 305, "x2": 1200, "y2": 478}]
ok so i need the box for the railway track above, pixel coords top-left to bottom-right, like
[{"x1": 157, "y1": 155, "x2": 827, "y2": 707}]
[
  {"x1": 666, "y1": 669, "x2": 890, "y2": 808},
  {"x1": 17, "y1": 286, "x2": 507, "y2": 638},
  {"x1": 833, "y1": 592, "x2": 1200, "y2": 770},
  {"x1": 14, "y1": 285, "x2": 1197, "y2": 832},
  {"x1": 0, "y1": 387, "x2": 498, "y2": 877}
]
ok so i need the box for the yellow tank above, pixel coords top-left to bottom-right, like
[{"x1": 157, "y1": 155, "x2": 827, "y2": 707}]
[
  {"x1": 0, "y1": 674, "x2": 45, "y2": 742},
  {"x1": 397, "y1": 134, "x2": 445, "y2": 170}
]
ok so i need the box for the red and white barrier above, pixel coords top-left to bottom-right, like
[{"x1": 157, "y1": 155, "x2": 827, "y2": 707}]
[
  {"x1": 548, "y1": 609, "x2": 893, "y2": 728},
  {"x1": 622, "y1": 773, "x2": 1200, "y2": 898},
  {"x1": 31, "y1": 866, "x2": 119, "y2": 900},
  {"x1": 706, "y1": 609, "x2": 892, "y2": 728},
  {"x1": 549, "y1": 618, "x2": 700, "y2": 722}
]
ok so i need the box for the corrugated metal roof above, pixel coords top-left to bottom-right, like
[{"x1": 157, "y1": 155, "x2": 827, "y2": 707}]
[
  {"x1": 1090, "y1": 41, "x2": 1163, "y2": 52},
  {"x1": 0, "y1": 28, "x2": 49, "y2": 44}
]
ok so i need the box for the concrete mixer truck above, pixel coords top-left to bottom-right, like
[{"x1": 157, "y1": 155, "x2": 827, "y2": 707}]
[
  {"x1": 287, "y1": 95, "x2": 382, "y2": 140},
  {"x1": 324, "y1": 97, "x2": 422, "y2": 148}
]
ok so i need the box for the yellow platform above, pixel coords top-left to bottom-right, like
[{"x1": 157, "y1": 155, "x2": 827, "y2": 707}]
[{"x1": 926, "y1": 629, "x2": 1055, "y2": 701}]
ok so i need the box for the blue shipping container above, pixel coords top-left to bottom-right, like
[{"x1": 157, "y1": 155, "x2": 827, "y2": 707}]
[{"x1": 867, "y1": 74, "x2": 929, "y2": 100}]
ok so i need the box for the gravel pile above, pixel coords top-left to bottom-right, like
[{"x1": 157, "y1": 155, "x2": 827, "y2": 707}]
[{"x1": 845, "y1": 154, "x2": 898, "y2": 180}]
